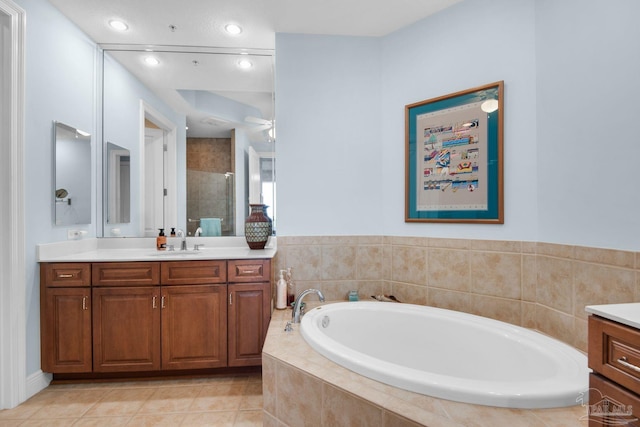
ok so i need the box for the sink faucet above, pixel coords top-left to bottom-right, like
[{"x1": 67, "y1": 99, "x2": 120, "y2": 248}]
[
  {"x1": 195, "y1": 227, "x2": 203, "y2": 237},
  {"x1": 292, "y1": 289, "x2": 325, "y2": 323},
  {"x1": 176, "y1": 229, "x2": 187, "y2": 251}
]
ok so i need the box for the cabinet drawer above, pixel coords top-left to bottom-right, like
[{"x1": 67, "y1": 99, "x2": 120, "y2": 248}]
[
  {"x1": 228, "y1": 259, "x2": 271, "y2": 283},
  {"x1": 92, "y1": 262, "x2": 160, "y2": 286},
  {"x1": 161, "y1": 260, "x2": 226, "y2": 285},
  {"x1": 589, "y1": 373, "x2": 640, "y2": 426},
  {"x1": 589, "y1": 315, "x2": 640, "y2": 396},
  {"x1": 42, "y1": 263, "x2": 91, "y2": 287}
]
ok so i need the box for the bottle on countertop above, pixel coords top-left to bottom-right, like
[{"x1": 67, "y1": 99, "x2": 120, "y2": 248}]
[
  {"x1": 170, "y1": 228, "x2": 176, "y2": 237},
  {"x1": 275, "y1": 270, "x2": 287, "y2": 310},
  {"x1": 286, "y1": 267, "x2": 295, "y2": 306},
  {"x1": 157, "y1": 228, "x2": 167, "y2": 250}
]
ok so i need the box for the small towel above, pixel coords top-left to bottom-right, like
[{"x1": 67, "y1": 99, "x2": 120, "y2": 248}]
[{"x1": 200, "y1": 218, "x2": 221, "y2": 236}]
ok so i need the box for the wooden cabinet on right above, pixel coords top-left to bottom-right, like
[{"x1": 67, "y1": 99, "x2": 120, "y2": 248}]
[
  {"x1": 227, "y1": 259, "x2": 271, "y2": 367},
  {"x1": 588, "y1": 315, "x2": 640, "y2": 426}
]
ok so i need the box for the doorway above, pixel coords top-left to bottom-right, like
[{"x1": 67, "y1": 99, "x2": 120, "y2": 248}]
[{"x1": 140, "y1": 101, "x2": 177, "y2": 237}]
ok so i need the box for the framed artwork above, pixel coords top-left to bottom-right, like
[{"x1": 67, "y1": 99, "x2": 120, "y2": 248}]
[{"x1": 405, "y1": 81, "x2": 504, "y2": 223}]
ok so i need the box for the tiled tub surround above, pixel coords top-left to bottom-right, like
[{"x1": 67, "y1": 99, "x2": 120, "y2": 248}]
[
  {"x1": 263, "y1": 308, "x2": 589, "y2": 427},
  {"x1": 273, "y1": 236, "x2": 640, "y2": 353}
]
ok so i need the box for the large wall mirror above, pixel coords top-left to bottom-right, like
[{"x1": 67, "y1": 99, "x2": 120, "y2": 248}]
[
  {"x1": 100, "y1": 45, "x2": 275, "y2": 238},
  {"x1": 54, "y1": 121, "x2": 92, "y2": 225}
]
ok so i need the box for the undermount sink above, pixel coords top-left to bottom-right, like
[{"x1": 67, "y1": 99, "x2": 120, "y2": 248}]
[{"x1": 149, "y1": 250, "x2": 205, "y2": 257}]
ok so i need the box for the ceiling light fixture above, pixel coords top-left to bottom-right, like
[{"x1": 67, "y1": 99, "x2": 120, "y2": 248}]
[
  {"x1": 108, "y1": 19, "x2": 128, "y2": 31},
  {"x1": 225, "y1": 24, "x2": 242, "y2": 35},
  {"x1": 144, "y1": 56, "x2": 160, "y2": 66},
  {"x1": 237, "y1": 59, "x2": 253, "y2": 70}
]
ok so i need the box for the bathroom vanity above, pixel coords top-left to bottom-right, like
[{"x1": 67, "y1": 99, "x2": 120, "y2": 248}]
[
  {"x1": 38, "y1": 238, "x2": 275, "y2": 379},
  {"x1": 587, "y1": 303, "x2": 640, "y2": 426}
]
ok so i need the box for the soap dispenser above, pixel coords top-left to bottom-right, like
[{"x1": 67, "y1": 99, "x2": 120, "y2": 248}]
[
  {"x1": 275, "y1": 270, "x2": 287, "y2": 310},
  {"x1": 157, "y1": 228, "x2": 167, "y2": 250}
]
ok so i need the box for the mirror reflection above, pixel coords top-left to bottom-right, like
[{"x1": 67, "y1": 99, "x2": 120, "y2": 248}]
[
  {"x1": 106, "y1": 142, "x2": 130, "y2": 224},
  {"x1": 54, "y1": 121, "x2": 91, "y2": 226},
  {"x1": 100, "y1": 46, "x2": 275, "y2": 238}
]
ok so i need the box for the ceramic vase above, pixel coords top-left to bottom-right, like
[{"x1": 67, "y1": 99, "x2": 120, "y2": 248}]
[{"x1": 244, "y1": 204, "x2": 272, "y2": 249}]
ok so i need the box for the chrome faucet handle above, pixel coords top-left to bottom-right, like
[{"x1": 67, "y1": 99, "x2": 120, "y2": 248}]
[{"x1": 193, "y1": 244, "x2": 204, "y2": 251}]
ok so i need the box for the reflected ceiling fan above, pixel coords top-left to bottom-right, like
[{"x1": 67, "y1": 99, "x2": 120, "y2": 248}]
[{"x1": 244, "y1": 116, "x2": 275, "y2": 142}]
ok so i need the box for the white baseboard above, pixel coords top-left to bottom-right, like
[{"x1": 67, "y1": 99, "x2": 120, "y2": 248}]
[{"x1": 26, "y1": 370, "x2": 51, "y2": 400}]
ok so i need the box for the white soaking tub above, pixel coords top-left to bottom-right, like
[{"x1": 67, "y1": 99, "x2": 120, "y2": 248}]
[{"x1": 300, "y1": 302, "x2": 589, "y2": 409}]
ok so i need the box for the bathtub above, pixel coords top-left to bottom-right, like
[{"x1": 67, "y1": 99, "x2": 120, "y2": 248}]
[{"x1": 300, "y1": 301, "x2": 589, "y2": 409}]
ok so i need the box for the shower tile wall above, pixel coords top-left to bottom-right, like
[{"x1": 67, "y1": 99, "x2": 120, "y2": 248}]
[
  {"x1": 274, "y1": 236, "x2": 640, "y2": 352},
  {"x1": 186, "y1": 138, "x2": 235, "y2": 236}
]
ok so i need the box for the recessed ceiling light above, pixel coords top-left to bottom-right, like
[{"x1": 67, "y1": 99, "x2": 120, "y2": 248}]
[
  {"x1": 144, "y1": 56, "x2": 160, "y2": 66},
  {"x1": 108, "y1": 20, "x2": 128, "y2": 31},
  {"x1": 237, "y1": 59, "x2": 253, "y2": 70},
  {"x1": 225, "y1": 24, "x2": 242, "y2": 35}
]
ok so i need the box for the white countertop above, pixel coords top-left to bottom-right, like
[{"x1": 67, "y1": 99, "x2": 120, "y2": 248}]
[
  {"x1": 585, "y1": 303, "x2": 640, "y2": 330},
  {"x1": 37, "y1": 236, "x2": 277, "y2": 262}
]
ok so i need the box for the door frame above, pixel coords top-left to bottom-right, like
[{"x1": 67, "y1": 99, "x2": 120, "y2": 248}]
[{"x1": 0, "y1": 0, "x2": 26, "y2": 409}]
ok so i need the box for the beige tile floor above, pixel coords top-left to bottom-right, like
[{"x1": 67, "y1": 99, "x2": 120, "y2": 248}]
[{"x1": 0, "y1": 373, "x2": 263, "y2": 426}]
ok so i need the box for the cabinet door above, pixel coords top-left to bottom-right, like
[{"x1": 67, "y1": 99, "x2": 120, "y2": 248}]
[
  {"x1": 41, "y1": 288, "x2": 92, "y2": 373},
  {"x1": 589, "y1": 373, "x2": 640, "y2": 426},
  {"x1": 228, "y1": 282, "x2": 271, "y2": 367},
  {"x1": 161, "y1": 285, "x2": 228, "y2": 370},
  {"x1": 92, "y1": 287, "x2": 161, "y2": 372}
]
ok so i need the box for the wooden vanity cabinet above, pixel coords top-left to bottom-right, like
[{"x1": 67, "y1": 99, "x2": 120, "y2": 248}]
[
  {"x1": 227, "y1": 259, "x2": 271, "y2": 367},
  {"x1": 588, "y1": 315, "x2": 640, "y2": 426},
  {"x1": 40, "y1": 263, "x2": 92, "y2": 373},
  {"x1": 41, "y1": 258, "x2": 272, "y2": 375}
]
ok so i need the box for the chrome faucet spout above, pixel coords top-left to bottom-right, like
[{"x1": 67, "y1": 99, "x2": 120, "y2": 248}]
[
  {"x1": 176, "y1": 229, "x2": 187, "y2": 250},
  {"x1": 292, "y1": 288, "x2": 325, "y2": 323}
]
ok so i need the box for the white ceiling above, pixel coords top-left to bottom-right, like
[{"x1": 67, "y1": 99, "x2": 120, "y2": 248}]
[{"x1": 48, "y1": 0, "x2": 461, "y2": 138}]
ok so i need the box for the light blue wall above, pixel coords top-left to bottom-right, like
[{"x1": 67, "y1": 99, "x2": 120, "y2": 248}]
[
  {"x1": 18, "y1": 0, "x2": 98, "y2": 378},
  {"x1": 276, "y1": 0, "x2": 640, "y2": 251},
  {"x1": 17, "y1": 0, "x2": 186, "y2": 377},
  {"x1": 380, "y1": 0, "x2": 538, "y2": 240},
  {"x1": 535, "y1": 0, "x2": 640, "y2": 250},
  {"x1": 275, "y1": 34, "x2": 382, "y2": 235}
]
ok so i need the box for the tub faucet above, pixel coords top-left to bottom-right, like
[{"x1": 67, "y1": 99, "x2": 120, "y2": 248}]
[
  {"x1": 194, "y1": 227, "x2": 203, "y2": 237},
  {"x1": 292, "y1": 289, "x2": 325, "y2": 323},
  {"x1": 176, "y1": 229, "x2": 187, "y2": 251}
]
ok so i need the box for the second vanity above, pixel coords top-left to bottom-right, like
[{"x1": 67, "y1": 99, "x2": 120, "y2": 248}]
[{"x1": 38, "y1": 237, "x2": 275, "y2": 379}]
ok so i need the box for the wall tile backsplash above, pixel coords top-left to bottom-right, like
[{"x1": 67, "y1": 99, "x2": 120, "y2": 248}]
[{"x1": 274, "y1": 236, "x2": 640, "y2": 352}]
